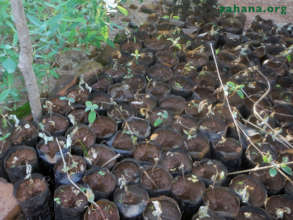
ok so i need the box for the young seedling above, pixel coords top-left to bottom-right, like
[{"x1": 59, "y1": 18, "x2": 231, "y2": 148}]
[
  {"x1": 79, "y1": 74, "x2": 92, "y2": 93},
  {"x1": 43, "y1": 100, "x2": 54, "y2": 116},
  {"x1": 122, "y1": 128, "x2": 138, "y2": 145},
  {"x1": 183, "y1": 128, "x2": 197, "y2": 140},
  {"x1": 0, "y1": 132, "x2": 10, "y2": 142},
  {"x1": 152, "y1": 200, "x2": 163, "y2": 220},
  {"x1": 54, "y1": 197, "x2": 61, "y2": 205},
  {"x1": 8, "y1": 114, "x2": 20, "y2": 129},
  {"x1": 59, "y1": 96, "x2": 75, "y2": 106},
  {"x1": 167, "y1": 37, "x2": 182, "y2": 50},
  {"x1": 225, "y1": 81, "x2": 245, "y2": 99},
  {"x1": 174, "y1": 81, "x2": 183, "y2": 89},
  {"x1": 38, "y1": 132, "x2": 54, "y2": 145},
  {"x1": 131, "y1": 49, "x2": 141, "y2": 63},
  {"x1": 55, "y1": 139, "x2": 105, "y2": 218},
  {"x1": 153, "y1": 110, "x2": 168, "y2": 127},
  {"x1": 85, "y1": 101, "x2": 99, "y2": 124}
]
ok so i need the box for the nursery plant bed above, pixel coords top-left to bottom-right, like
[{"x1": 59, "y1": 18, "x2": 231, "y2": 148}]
[{"x1": 4, "y1": 1, "x2": 293, "y2": 218}]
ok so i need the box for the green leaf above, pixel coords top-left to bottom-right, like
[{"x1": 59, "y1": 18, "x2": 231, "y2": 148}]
[
  {"x1": 282, "y1": 156, "x2": 289, "y2": 163},
  {"x1": 27, "y1": 14, "x2": 41, "y2": 26},
  {"x1": 262, "y1": 153, "x2": 272, "y2": 163},
  {"x1": 269, "y1": 168, "x2": 277, "y2": 177},
  {"x1": 236, "y1": 90, "x2": 244, "y2": 99},
  {"x1": 0, "y1": 89, "x2": 10, "y2": 103},
  {"x1": 215, "y1": 48, "x2": 220, "y2": 55},
  {"x1": 154, "y1": 118, "x2": 163, "y2": 127},
  {"x1": 0, "y1": 133, "x2": 10, "y2": 141},
  {"x1": 2, "y1": 57, "x2": 16, "y2": 74},
  {"x1": 287, "y1": 54, "x2": 292, "y2": 63},
  {"x1": 173, "y1": 15, "x2": 180, "y2": 20},
  {"x1": 281, "y1": 165, "x2": 293, "y2": 176},
  {"x1": 85, "y1": 101, "x2": 92, "y2": 108},
  {"x1": 98, "y1": 171, "x2": 106, "y2": 176},
  {"x1": 162, "y1": 15, "x2": 169, "y2": 19},
  {"x1": 88, "y1": 110, "x2": 96, "y2": 124},
  {"x1": 117, "y1": 6, "x2": 128, "y2": 16}
]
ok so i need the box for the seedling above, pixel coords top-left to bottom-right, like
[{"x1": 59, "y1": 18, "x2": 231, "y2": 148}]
[
  {"x1": 131, "y1": 49, "x2": 141, "y2": 63},
  {"x1": 167, "y1": 37, "x2": 182, "y2": 50},
  {"x1": 174, "y1": 81, "x2": 183, "y2": 89},
  {"x1": 85, "y1": 101, "x2": 99, "y2": 124},
  {"x1": 98, "y1": 170, "x2": 106, "y2": 176},
  {"x1": 0, "y1": 132, "x2": 10, "y2": 142},
  {"x1": 43, "y1": 100, "x2": 54, "y2": 115},
  {"x1": 152, "y1": 200, "x2": 162, "y2": 219},
  {"x1": 8, "y1": 114, "x2": 20, "y2": 128},
  {"x1": 54, "y1": 197, "x2": 61, "y2": 205},
  {"x1": 187, "y1": 174, "x2": 199, "y2": 183},
  {"x1": 79, "y1": 75, "x2": 92, "y2": 93},
  {"x1": 122, "y1": 128, "x2": 138, "y2": 145},
  {"x1": 153, "y1": 110, "x2": 168, "y2": 127},
  {"x1": 38, "y1": 132, "x2": 54, "y2": 145},
  {"x1": 183, "y1": 128, "x2": 197, "y2": 140},
  {"x1": 59, "y1": 96, "x2": 75, "y2": 106},
  {"x1": 225, "y1": 81, "x2": 245, "y2": 99},
  {"x1": 25, "y1": 161, "x2": 32, "y2": 180}
]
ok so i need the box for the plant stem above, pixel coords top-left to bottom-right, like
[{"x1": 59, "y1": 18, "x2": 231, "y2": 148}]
[
  {"x1": 228, "y1": 161, "x2": 293, "y2": 177},
  {"x1": 56, "y1": 138, "x2": 106, "y2": 220}
]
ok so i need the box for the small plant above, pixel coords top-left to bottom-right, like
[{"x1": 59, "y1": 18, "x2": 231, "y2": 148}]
[
  {"x1": 122, "y1": 128, "x2": 138, "y2": 145},
  {"x1": 287, "y1": 54, "x2": 292, "y2": 63},
  {"x1": 183, "y1": 128, "x2": 197, "y2": 140},
  {"x1": 38, "y1": 133, "x2": 53, "y2": 145},
  {"x1": 85, "y1": 101, "x2": 99, "y2": 124},
  {"x1": 151, "y1": 200, "x2": 163, "y2": 218},
  {"x1": 131, "y1": 49, "x2": 141, "y2": 63},
  {"x1": 59, "y1": 96, "x2": 75, "y2": 106},
  {"x1": 215, "y1": 48, "x2": 220, "y2": 55},
  {"x1": 167, "y1": 37, "x2": 182, "y2": 50},
  {"x1": 153, "y1": 110, "x2": 168, "y2": 127},
  {"x1": 54, "y1": 197, "x2": 61, "y2": 205},
  {"x1": 79, "y1": 75, "x2": 92, "y2": 93},
  {"x1": 174, "y1": 81, "x2": 183, "y2": 89},
  {"x1": 0, "y1": 132, "x2": 10, "y2": 142},
  {"x1": 162, "y1": 14, "x2": 180, "y2": 20},
  {"x1": 225, "y1": 81, "x2": 245, "y2": 99}
]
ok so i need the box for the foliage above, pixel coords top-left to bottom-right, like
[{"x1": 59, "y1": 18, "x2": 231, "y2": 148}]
[
  {"x1": 225, "y1": 81, "x2": 245, "y2": 99},
  {"x1": 153, "y1": 110, "x2": 168, "y2": 127},
  {"x1": 85, "y1": 101, "x2": 99, "y2": 124},
  {"x1": 0, "y1": 0, "x2": 128, "y2": 105}
]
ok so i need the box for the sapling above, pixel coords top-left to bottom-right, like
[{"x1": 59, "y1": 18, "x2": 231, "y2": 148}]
[
  {"x1": 55, "y1": 138, "x2": 105, "y2": 218},
  {"x1": 79, "y1": 74, "x2": 92, "y2": 93},
  {"x1": 38, "y1": 132, "x2": 53, "y2": 145},
  {"x1": 59, "y1": 96, "x2": 75, "y2": 106},
  {"x1": 8, "y1": 114, "x2": 20, "y2": 129},
  {"x1": 167, "y1": 37, "x2": 182, "y2": 50},
  {"x1": 225, "y1": 81, "x2": 245, "y2": 99},
  {"x1": 275, "y1": 207, "x2": 291, "y2": 219},
  {"x1": 153, "y1": 110, "x2": 168, "y2": 127},
  {"x1": 43, "y1": 100, "x2": 54, "y2": 115},
  {"x1": 131, "y1": 49, "x2": 141, "y2": 63},
  {"x1": 85, "y1": 101, "x2": 99, "y2": 124},
  {"x1": 0, "y1": 132, "x2": 10, "y2": 142},
  {"x1": 174, "y1": 81, "x2": 183, "y2": 89},
  {"x1": 25, "y1": 161, "x2": 32, "y2": 180},
  {"x1": 187, "y1": 174, "x2": 199, "y2": 183},
  {"x1": 152, "y1": 200, "x2": 162, "y2": 220}
]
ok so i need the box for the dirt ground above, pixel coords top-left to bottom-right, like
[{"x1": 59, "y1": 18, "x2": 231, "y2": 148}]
[{"x1": 218, "y1": 0, "x2": 293, "y2": 28}]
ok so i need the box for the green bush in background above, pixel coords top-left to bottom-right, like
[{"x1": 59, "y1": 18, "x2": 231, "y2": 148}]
[{"x1": 0, "y1": 0, "x2": 128, "y2": 107}]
